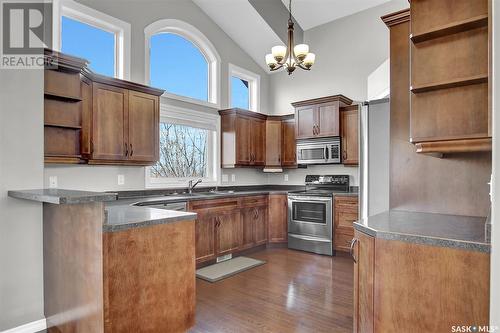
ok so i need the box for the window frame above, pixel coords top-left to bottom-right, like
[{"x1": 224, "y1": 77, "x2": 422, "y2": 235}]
[
  {"x1": 145, "y1": 19, "x2": 221, "y2": 109},
  {"x1": 145, "y1": 104, "x2": 220, "y2": 189},
  {"x1": 53, "y1": 0, "x2": 131, "y2": 80},
  {"x1": 228, "y1": 63, "x2": 260, "y2": 112}
]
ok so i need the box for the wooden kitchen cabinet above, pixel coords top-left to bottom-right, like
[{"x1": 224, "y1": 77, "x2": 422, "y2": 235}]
[
  {"x1": 216, "y1": 210, "x2": 242, "y2": 256},
  {"x1": 194, "y1": 214, "x2": 217, "y2": 263},
  {"x1": 353, "y1": 230, "x2": 375, "y2": 333},
  {"x1": 43, "y1": 49, "x2": 164, "y2": 165},
  {"x1": 340, "y1": 105, "x2": 359, "y2": 166},
  {"x1": 292, "y1": 95, "x2": 353, "y2": 140},
  {"x1": 281, "y1": 116, "x2": 297, "y2": 167},
  {"x1": 334, "y1": 196, "x2": 359, "y2": 252},
  {"x1": 254, "y1": 206, "x2": 268, "y2": 245},
  {"x1": 220, "y1": 108, "x2": 267, "y2": 168},
  {"x1": 268, "y1": 194, "x2": 288, "y2": 243},
  {"x1": 265, "y1": 119, "x2": 282, "y2": 168}
]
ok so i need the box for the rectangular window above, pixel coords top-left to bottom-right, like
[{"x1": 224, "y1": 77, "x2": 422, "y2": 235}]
[
  {"x1": 228, "y1": 64, "x2": 260, "y2": 112},
  {"x1": 150, "y1": 123, "x2": 209, "y2": 179},
  {"x1": 146, "y1": 105, "x2": 219, "y2": 188},
  {"x1": 231, "y1": 76, "x2": 249, "y2": 109},
  {"x1": 61, "y1": 16, "x2": 116, "y2": 77}
]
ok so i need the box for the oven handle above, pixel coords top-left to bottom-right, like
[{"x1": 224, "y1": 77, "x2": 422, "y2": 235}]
[
  {"x1": 288, "y1": 196, "x2": 333, "y2": 202},
  {"x1": 288, "y1": 234, "x2": 331, "y2": 242}
]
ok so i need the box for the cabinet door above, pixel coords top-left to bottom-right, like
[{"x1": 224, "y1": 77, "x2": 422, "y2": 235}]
[
  {"x1": 268, "y1": 194, "x2": 287, "y2": 243},
  {"x1": 216, "y1": 210, "x2": 241, "y2": 256},
  {"x1": 341, "y1": 108, "x2": 359, "y2": 165},
  {"x1": 281, "y1": 119, "x2": 296, "y2": 167},
  {"x1": 251, "y1": 118, "x2": 266, "y2": 166},
  {"x1": 295, "y1": 106, "x2": 316, "y2": 139},
  {"x1": 265, "y1": 120, "x2": 282, "y2": 167},
  {"x1": 236, "y1": 116, "x2": 251, "y2": 165},
  {"x1": 353, "y1": 230, "x2": 374, "y2": 333},
  {"x1": 254, "y1": 206, "x2": 268, "y2": 245},
  {"x1": 92, "y1": 83, "x2": 128, "y2": 160},
  {"x1": 128, "y1": 91, "x2": 159, "y2": 163},
  {"x1": 195, "y1": 214, "x2": 217, "y2": 263},
  {"x1": 317, "y1": 102, "x2": 339, "y2": 137},
  {"x1": 240, "y1": 207, "x2": 255, "y2": 250}
]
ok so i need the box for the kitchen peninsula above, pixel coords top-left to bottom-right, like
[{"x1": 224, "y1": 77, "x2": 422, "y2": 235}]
[{"x1": 8, "y1": 189, "x2": 197, "y2": 333}]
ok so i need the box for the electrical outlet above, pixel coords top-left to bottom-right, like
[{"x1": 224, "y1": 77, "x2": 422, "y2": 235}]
[
  {"x1": 231, "y1": 174, "x2": 236, "y2": 182},
  {"x1": 49, "y1": 176, "x2": 58, "y2": 188},
  {"x1": 222, "y1": 174, "x2": 229, "y2": 182},
  {"x1": 284, "y1": 174, "x2": 289, "y2": 182},
  {"x1": 117, "y1": 174, "x2": 125, "y2": 185}
]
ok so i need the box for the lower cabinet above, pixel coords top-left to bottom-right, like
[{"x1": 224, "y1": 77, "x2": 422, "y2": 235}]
[
  {"x1": 334, "y1": 196, "x2": 359, "y2": 252},
  {"x1": 190, "y1": 196, "x2": 270, "y2": 265},
  {"x1": 268, "y1": 194, "x2": 288, "y2": 243},
  {"x1": 216, "y1": 210, "x2": 242, "y2": 256},
  {"x1": 352, "y1": 229, "x2": 490, "y2": 332}
]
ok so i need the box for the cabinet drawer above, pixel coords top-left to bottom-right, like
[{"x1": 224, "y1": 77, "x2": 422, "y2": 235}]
[
  {"x1": 335, "y1": 232, "x2": 353, "y2": 252},
  {"x1": 45, "y1": 70, "x2": 81, "y2": 99},
  {"x1": 335, "y1": 196, "x2": 358, "y2": 212},
  {"x1": 240, "y1": 195, "x2": 268, "y2": 208},
  {"x1": 189, "y1": 198, "x2": 239, "y2": 215}
]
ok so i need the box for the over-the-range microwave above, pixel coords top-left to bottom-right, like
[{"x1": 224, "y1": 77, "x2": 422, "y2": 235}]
[{"x1": 296, "y1": 137, "x2": 341, "y2": 165}]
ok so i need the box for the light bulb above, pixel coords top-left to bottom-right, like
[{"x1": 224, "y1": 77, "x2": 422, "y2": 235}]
[
  {"x1": 272, "y1": 45, "x2": 286, "y2": 62},
  {"x1": 294, "y1": 44, "x2": 309, "y2": 61},
  {"x1": 266, "y1": 54, "x2": 277, "y2": 69},
  {"x1": 303, "y1": 53, "x2": 315, "y2": 68}
]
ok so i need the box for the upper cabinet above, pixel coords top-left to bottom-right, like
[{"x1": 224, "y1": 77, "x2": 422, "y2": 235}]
[
  {"x1": 281, "y1": 116, "x2": 297, "y2": 167},
  {"x1": 408, "y1": 0, "x2": 491, "y2": 154},
  {"x1": 44, "y1": 50, "x2": 164, "y2": 165},
  {"x1": 264, "y1": 115, "x2": 296, "y2": 170},
  {"x1": 219, "y1": 108, "x2": 267, "y2": 168},
  {"x1": 340, "y1": 105, "x2": 359, "y2": 166},
  {"x1": 292, "y1": 95, "x2": 353, "y2": 140}
]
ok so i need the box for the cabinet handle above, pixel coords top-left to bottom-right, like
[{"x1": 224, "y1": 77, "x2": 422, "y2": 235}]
[
  {"x1": 315, "y1": 125, "x2": 320, "y2": 135},
  {"x1": 90, "y1": 140, "x2": 94, "y2": 154},
  {"x1": 278, "y1": 154, "x2": 281, "y2": 163},
  {"x1": 312, "y1": 125, "x2": 316, "y2": 135},
  {"x1": 130, "y1": 143, "x2": 133, "y2": 157},
  {"x1": 342, "y1": 151, "x2": 347, "y2": 161},
  {"x1": 125, "y1": 143, "x2": 129, "y2": 157},
  {"x1": 349, "y1": 238, "x2": 359, "y2": 263}
]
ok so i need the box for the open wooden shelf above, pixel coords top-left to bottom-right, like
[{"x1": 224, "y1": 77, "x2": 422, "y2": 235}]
[
  {"x1": 410, "y1": 74, "x2": 488, "y2": 94},
  {"x1": 45, "y1": 154, "x2": 84, "y2": 164},
  {"x1": 411, "y1": 14, "x2": 488, "y2": 43},
  {"x1": 44, "y1": 92, "x2": 82, "y2": 102}
]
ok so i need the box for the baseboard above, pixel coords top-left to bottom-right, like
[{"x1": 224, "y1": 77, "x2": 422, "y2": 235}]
[{"x1": 1, "y1": 318, "x2": 47, "y2": 333}]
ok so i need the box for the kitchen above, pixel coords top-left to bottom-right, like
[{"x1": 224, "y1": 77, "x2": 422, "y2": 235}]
[{"x1": 0, "y1": 0, "x2": 498, "y2": 332}]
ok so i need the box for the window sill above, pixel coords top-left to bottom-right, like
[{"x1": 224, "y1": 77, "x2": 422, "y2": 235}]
[{"x1": 161, "y1": 92, "x2": 220, "y2": 110}]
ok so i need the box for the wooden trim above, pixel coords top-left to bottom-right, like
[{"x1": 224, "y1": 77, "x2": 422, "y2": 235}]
[
  {"x1": 45, "y1": 156, "x2": 85, "y2": 164},
  {"x1": 44, "y1": 48, "x2": 88, "y2": 73},
  {"x1": 410, "y1": 14, "x2": 488, "y2": 43},
  {"x1": 340, "y1": 104, "x2": 359, "y2": 111},
  {"x1": 381, "y1": 8, "x2": 410, "y2": 27},
  {"x1": 410, "y1": 74, "x2": 488, "y2": 93},
  {"x1": 83, "y1": 69, "x2": 164, "y2": 96},
  {"x1": 218, "y1": 108, "x2": 268, "y2": 120},
  {"x1": 291, "y1": 94, "x2": 353, "y2": 108},
  {"x1": 415, "y1": 138, "x2": 492, "y2": 154}
]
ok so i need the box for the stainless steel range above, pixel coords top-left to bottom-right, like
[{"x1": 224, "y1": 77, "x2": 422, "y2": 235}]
[{"x1": 287, "y1": 175, "x2": 350, "y2": 256}]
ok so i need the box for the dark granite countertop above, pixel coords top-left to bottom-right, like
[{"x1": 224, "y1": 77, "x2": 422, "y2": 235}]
[
  {"x1": 354, "y1": 210, "x2": 490, "y2": 253},
  {"x1": 8, "y1": 189, "x2": 117, "y2": 204},
  {"x1": 104, "y1": 205, "x2": 197, "y2": 232}
]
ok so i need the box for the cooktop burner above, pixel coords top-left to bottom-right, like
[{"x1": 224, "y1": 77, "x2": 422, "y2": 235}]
[{"x1": 288, "y1": 175, "x2": 350, "y2": 197}]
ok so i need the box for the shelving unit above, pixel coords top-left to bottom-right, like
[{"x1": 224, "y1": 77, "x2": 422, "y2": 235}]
[
  {"x1": 44, "y1": 51, "x2": 88, "y2": 164},
  {"x1": 409, "y1": 0, "x2": 491, "y2": 154}
]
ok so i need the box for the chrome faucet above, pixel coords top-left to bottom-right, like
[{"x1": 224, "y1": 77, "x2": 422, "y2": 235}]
[{"x1": 188, "y1": 179, "x2": 202, "y2": 194}]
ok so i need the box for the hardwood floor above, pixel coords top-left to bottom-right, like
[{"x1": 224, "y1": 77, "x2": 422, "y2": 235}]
[{"x1": 190, "y1": 248, "x2": 354, "y2": 333}]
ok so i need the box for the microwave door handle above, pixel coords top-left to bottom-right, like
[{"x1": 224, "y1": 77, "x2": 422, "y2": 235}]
[{"x1": 325, "y1": 146, "x2": 329, "y2": 160}]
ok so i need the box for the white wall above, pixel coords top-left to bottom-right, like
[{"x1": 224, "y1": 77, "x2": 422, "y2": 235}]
[
  {"x1": 0, "y1": 70, "x2": 45, "y2": 330},
  {"x1": 490, "y1": 0, "x2": 499, "y2": 326}
]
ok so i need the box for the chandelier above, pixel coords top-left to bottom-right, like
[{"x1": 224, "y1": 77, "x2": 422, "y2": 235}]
[{"x1": 265, "y1": 0, "x2": 316, "y2": 75}]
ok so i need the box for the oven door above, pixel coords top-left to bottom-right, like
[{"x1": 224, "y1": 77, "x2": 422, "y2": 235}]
[{"x1": 288, "y1": 196, "x2": 332, "y2": 239}]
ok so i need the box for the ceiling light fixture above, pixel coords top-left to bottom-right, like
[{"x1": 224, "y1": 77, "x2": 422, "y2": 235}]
[{"x1": 265, "y1": 0, "x2": 315, "y2": 75}]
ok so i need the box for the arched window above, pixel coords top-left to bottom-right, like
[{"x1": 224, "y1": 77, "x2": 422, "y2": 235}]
[{"x1": 145, "y1": 19, "x2": 220, "y2": 106}]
